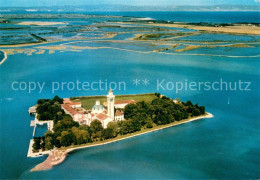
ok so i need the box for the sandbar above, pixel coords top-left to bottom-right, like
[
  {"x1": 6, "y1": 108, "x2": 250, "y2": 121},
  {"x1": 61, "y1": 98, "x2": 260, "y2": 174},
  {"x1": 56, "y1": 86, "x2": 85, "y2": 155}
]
[{"x1": 18, "y1": 21, "x2": 67, "y2": 26}]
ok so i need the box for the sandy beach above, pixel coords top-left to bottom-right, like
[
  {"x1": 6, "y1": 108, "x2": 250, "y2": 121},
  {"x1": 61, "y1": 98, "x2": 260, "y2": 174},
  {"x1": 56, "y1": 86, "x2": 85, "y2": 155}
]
[
  {"x1": 18, "y1": 21, "x2": 67, "y2": 26},
  {"x1": 0, "y1": 49, "x2": 7, "y2": 65},
  {"x1": 30, "y1": 150, "x2": 68, "y2": 172},
  {"x1": 30, "y1": 112, "x2": 213, "y2": 172}
]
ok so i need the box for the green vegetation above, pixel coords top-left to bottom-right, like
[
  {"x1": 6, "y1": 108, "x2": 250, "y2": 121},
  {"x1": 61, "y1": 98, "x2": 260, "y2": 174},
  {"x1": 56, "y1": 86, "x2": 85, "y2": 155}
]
[
  {"x1": 137, "y1": 33, "x2": 161, "y2": 40},
  {"x1": 70, "y1": 93, "x2": 157, "y2": 110},
  {"x1": 123, "y1": 94, "x2": 205, "y2": 130},
  {"x1": 30, "y1": 33, "x2": 47, "y2": 42},
  {"x1": 36, "y1": 95, "x2": 64, "y2": 121},
  {"x1": 134, "y1": 32, "x2": 194, "y2": 41},
  {"x1": 32, "y1": 94, "x2": 205, "y2": 152},
  {"x1": 186, "y1": 22, "x2": 237, "y2": 27}
]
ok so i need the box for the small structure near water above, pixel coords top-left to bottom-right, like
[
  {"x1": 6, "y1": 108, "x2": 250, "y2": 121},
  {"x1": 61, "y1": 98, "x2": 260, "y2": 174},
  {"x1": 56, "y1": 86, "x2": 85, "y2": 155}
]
[{"x1": 29, "y1": 106, "x2": 36, "y2": 114}]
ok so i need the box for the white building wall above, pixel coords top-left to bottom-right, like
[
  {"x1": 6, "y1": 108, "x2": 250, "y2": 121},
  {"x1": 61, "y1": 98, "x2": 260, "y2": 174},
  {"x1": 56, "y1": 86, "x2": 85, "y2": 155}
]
[
  {"x1": 103, "y1": 117, "x2": 112, "y2": 128},
  {"x1": 107, "y1": 91, "x2": 115, "y2": 120},
  {"x1": 70, "y1": 104, "x2": 81, "y2": 108},
  {"x1": 114, "y1": 103, "x2": 128, "y2": 109},
  {"x1": 73, "y1": 113, "x2": 82, "y2": 122},
  {"x1": 83, "y1": 114, "x2": 93, "y2": 126},
  {"x1": 92, "y1": 108, "x2": 103, "y2": 114},
  {"x1": 115, "y1": 115, "x2": 124, "y2": 121}
]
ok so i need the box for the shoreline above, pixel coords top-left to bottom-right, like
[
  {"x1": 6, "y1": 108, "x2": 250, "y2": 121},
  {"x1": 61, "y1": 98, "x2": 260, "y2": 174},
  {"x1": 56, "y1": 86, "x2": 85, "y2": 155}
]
[
  {"x1": 116, "y1": 22, "x2": 260, "y2": 35},
  {"x1": 30, "y1": 112, "x2": 213, "y2": 172},
  {"x1": 0, "y1": 49, "x2": 7, "y2": 65}
]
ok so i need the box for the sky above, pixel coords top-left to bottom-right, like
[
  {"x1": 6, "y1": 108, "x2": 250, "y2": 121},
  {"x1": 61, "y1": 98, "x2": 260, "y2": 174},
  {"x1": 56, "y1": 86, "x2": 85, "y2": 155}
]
[{"x1": 0, "y1": 0, "x2": 259, "y2": 7}]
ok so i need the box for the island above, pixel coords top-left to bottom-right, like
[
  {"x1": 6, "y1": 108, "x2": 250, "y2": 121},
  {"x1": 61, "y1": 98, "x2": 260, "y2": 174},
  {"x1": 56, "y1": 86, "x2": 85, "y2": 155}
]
[{"x1": 27, "y1": 90, "x2": 213, "y2": 171}]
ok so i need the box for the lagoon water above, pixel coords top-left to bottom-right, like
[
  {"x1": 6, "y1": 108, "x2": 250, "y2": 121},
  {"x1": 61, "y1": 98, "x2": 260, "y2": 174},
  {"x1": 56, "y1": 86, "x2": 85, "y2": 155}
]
[{"x1": 0, "y1": 12, "x2": 260, "y2": 179}]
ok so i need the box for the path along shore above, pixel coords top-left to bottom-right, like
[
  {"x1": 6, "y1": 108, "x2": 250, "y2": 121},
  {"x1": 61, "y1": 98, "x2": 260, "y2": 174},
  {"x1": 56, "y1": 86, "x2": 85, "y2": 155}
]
[
  {"x1": 0, "y1": 49, "x2": 7, "y2": 65},
  {"x1": 30, "y1": 112, "x2": 213, "y2": 172}
]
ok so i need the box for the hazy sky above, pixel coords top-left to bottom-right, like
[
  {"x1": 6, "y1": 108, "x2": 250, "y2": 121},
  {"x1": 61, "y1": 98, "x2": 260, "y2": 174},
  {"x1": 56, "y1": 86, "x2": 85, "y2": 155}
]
[{"x1": 1, "y1": 0, "x2": 260, "y2": 7}]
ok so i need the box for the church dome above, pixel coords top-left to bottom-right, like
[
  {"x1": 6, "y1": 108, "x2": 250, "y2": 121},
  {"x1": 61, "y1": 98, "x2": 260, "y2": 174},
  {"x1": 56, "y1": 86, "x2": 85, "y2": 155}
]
[
  {"x1": 92, "y1": 100, "x2": 104, "y2": 113},
  {"x1": 92, "y1": 104, "x2": 104, "y2": 111}
]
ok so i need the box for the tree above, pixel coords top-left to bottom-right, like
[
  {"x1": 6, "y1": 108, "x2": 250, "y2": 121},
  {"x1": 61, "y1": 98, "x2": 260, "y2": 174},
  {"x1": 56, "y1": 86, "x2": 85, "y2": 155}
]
[
  {"x1": 37, "y1": 99, "x2": 50, "y2": 105},
  {"x1": 145, "y1": 117, "x2": 153, "y2": 128},
  {"x1": 90, "y1": 120, "x2": 103, "y2": 140},
  {"x1": 79, "y1": 125, "x2": 92, "y2": 137},
  {"x1": 154, "y1": 92, "x2": 161, "y2": 98},
  {"x1": 124, "y1": 104, "x2": 137, "y2": 119},
  {"x1": 119, "y1": 121, "x2": 130, "y2": 135},
  {"x1": 185, "y1": 100, "x2": 193, "y2": 106},
  {"x1": 192, "y1": 109, "x2": 201, "y2": 117},
  {"x1": 60, "y1": 131, "x2": 75, "y2": 147},
  {"x1": 32, "y1": 137, "x2": 41, "y2": 152},
  {"x1": 174, "y1": 110, "x2": 182, "y2": 121},
  {"x1": 53, "y1": 95, "x2": 63, "y2": 104},
  {"x1": 72, "y1": 127, "x2": 90, "y2": 144},
  {"x1": 54, "y1": 136, "x2": 61, "y2": 148},
  {"x1": 90, "y1": 120, "x2": 103, "y2": 134},
  {"x1": 36, "y1": 96, "x2": 67, "y2": 121},
  {"x1": 129, "y1": 119, "x2": 141, "y2": 132},
  {"x1": 79, "y1": 130, "x2": 90, "y2": 144},
  {"x1": 45, "y1": 136, "x2": 54, "y2": 150},
  {"x1": 102, "y1": 128, "x2": 114, "y2": 140},
  {"x1": 107, "y1": 121, "x2": 118, "y2": 137},
  {"x1": 199, "y1": 106, "x2": 205, "y2": 115},
  {"x1": 53, "y1": 115, "x2": 79, "y2": 135},
  {"x1": 40, "y1": 137, "x2": 45, "y2": 150},
  {"x1": 92, "y1": 131, "x2": 102, "y2": 140},
  {"x1": 79, "y1": 124, "x2": 89, "y2": 131},
  {"x1": 45, "y1": 130, "x2": 54, "y2": 137}
]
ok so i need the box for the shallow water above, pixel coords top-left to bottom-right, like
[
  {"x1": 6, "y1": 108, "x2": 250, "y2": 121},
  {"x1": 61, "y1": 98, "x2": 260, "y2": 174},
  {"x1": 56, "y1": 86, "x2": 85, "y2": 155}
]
[{"x1": 0, "y1": 47, "x2": 259, "y2": 179}]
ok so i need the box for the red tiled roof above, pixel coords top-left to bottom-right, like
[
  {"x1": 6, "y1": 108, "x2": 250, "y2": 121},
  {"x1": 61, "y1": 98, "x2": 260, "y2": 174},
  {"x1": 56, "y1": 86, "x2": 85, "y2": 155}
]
[
  {"x1": 96, "y1": 113, "x2": 109, "y2": 121},
  {"x1": 68, "y1": 102, "x2": 81, "y2": 106},
  {"x1": 103, "y1": 100, "x2": 136, "y2": 106},
  {"x1": 63, "y1": 98, "x2": 72, "y2": 104},
  {"x1": 115, "y1": 110, "x2": 123, "y2": 116},
  {"x1": 115, "y1": 100, "x2": 136, "y2": 105},
  {"x1": 62, "y1": 104, "x2": 82, "y2": 116}
]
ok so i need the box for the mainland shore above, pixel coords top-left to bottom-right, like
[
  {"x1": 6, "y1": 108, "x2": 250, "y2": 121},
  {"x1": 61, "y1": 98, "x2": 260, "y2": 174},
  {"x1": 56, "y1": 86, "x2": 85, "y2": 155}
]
[{"x1": 30, "y1": 112, "x2": 213, "y2": 172}]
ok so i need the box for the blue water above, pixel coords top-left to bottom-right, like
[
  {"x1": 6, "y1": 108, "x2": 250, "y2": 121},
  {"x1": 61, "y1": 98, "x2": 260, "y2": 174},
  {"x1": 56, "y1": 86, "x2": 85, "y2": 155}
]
[
  {"x1": 34, "y1": 124, "x2": 48, "y2": 137},
  {"x1": 0, "y1": 12, "x2": 260, "y2": 179},
  {"x1": 97, "y1": 11, "x2": 260, "y2": 23},
  {"x1": 0, "y1": 51, "x2": 4, "y2": 61},
  {"x1": 1, "y1": 11, "x2": 260, "y2": 23}
]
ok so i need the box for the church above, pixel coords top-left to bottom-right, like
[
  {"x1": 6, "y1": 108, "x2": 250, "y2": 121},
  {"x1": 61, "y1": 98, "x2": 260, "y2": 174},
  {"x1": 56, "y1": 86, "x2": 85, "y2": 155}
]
[{"x1": 62, "y1": 90, "x2": 135, "y2": 128}]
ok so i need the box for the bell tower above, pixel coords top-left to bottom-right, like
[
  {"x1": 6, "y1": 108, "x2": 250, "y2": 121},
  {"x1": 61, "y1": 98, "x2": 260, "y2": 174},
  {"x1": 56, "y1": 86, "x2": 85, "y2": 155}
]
[{"x1": 107, "y1": 89, "x2": 115, "y2": 120}]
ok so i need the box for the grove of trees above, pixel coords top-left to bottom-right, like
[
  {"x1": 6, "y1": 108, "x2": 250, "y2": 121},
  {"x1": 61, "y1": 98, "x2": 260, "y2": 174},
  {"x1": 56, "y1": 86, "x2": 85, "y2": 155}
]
[{"x1": 36, "y1": 95, "x2": 64, "y2": 121}]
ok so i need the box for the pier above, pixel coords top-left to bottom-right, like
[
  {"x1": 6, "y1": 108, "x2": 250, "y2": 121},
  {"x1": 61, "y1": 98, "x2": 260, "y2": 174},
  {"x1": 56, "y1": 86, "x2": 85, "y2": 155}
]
[
  {"x1": 27, "y1": 139, "x2": 51, "y2": 157},
  {"x1": 29, "y1": 106, "x2": 36, "y2": 114},
  {"x1": 27, "y1": 107, "x2": 54, "y2": 157}
]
